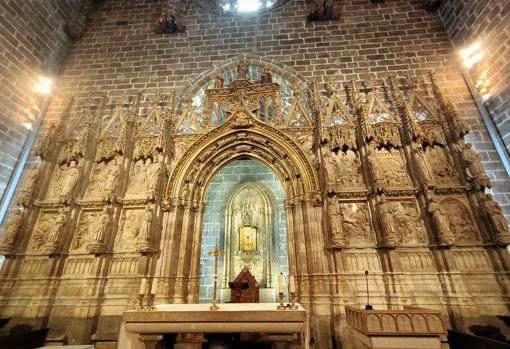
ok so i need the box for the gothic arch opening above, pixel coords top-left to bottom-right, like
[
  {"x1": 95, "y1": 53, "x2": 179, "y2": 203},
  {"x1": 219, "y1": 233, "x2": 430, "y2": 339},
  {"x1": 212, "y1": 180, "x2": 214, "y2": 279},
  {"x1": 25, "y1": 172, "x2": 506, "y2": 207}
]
[{"x1": 198, "y1": 158, "x2": 288, "y2": 303}]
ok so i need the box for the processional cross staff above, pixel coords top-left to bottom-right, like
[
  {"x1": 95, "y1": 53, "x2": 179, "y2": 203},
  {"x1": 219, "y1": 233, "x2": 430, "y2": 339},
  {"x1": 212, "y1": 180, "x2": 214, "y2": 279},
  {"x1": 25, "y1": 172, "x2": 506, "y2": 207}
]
[{"x1": 208, "y1": 245, "x2": 224, "y2": 310}]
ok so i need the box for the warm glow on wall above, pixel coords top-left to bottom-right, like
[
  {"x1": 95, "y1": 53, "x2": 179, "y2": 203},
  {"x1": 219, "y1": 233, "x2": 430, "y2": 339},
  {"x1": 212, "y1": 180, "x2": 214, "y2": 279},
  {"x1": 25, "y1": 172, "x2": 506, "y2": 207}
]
[
  {"x1": 460, "y1": 42, "x2": 483, "y2": 68},
  {"x1": 35, "y1": 76, "x2": 52, "y2": 95}
]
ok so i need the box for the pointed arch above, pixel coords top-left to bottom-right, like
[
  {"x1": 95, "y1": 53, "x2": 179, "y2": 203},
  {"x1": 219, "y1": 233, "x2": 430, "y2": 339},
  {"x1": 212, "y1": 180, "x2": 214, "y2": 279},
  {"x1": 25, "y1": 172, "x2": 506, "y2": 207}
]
[{"x1": 164, "y1": 113, "x2": 320, "y2": 208}]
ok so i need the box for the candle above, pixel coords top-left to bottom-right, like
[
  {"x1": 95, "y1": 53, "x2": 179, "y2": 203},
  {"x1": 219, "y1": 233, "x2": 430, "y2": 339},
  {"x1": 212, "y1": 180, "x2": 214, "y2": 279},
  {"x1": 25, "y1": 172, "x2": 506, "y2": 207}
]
[
  {"x1": 139, "y1": 277, "x2": 147, "y2": 295},
  {"x1": 289, "y1": 276, "x2": 296, "y2": 294},
  {"x1": 278, "y1": 275, "x2": 284, "y2": 294},
  {"x1": 151, "y1": 278, "x2": 158, "y2": 295}
]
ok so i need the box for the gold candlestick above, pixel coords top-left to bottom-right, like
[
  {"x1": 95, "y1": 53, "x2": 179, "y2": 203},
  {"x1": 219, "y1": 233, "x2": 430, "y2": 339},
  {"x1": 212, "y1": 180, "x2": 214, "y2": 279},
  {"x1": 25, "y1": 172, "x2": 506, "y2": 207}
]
[
  {"x1": 290, "y1": 292, "x2": 299, "y2": 310},
  {"x1": 146, "y1": 294, "x2": 156, "y2": 311},
  {"x1": 136, "y1": 294, "x2": 145, "y2": 311},
  {"x1": 277, "y1": 292, "x2": 286, "y2": 310},
  {"x1": 208, "y1": 245, "x2": 224, "y2": 311}
]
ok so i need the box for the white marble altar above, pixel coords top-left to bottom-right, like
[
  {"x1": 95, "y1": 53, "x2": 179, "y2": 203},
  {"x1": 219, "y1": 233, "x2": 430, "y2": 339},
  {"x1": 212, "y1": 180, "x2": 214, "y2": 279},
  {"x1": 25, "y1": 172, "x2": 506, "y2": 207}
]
[{"x1": 117, "y1": 303, "x2": 308, "y2": 349}]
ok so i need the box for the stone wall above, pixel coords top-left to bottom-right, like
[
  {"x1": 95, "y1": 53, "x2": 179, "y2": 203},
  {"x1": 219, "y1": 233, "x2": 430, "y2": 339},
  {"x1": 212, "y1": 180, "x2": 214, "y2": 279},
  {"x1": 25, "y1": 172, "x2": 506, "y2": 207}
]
[
  {"x1": 0, "y1": 0, "x2": 80, "y2": 200},
  {"x1": 200, "y1": 159, "x2": 288, "y2": 302},
  {"x1": 439, "y1": 0, "x2": 510, "y2": 154}
]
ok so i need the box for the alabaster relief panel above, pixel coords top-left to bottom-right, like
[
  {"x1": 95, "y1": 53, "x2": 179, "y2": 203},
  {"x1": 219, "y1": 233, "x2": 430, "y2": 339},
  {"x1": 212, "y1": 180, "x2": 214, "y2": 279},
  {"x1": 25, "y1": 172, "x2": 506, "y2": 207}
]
[
  {"x1": 379, "y1": 199, "x2": 427, "y2": 246},
  {"x1": 125, "y1": 159, "x2": 163, "y2": 199},
  {"x1": 339, "y1": 202, "x2": 374, "y2": 246},
  {"x1": 399, "y1": 251, "x2": 435, "y2": 271},
  {"x1": 71, "y1": 209, "x2": 111, "y2": 253},
  {"x1": 325, "y1": 150, "x2": 364, "y2": 191},
  {"x1": 343, "y1": 251, "x2": 382, "y2": 272},
  {"x1": 45, "y1": 161, "x2": 80, "y2": 202},
  {"x1": 28, "y1": 209, "x2": 67, "y2": 253},
  {"x1": 440, "y1": 197, "x2": 479, "y2": 243},
  {"x1": 426, "y1": 146, "x2": 459, "y2": 186},
  {"x1": 114, "y1": 208, "x2": 146, "y2": 252},
  {"x1": 451, "y1": 249, "x2": 491, "y2": 271},
  {"x1": 369, "y1": 149, "x2": 411, "y2": 189},
  {"x1": 85, "y1": 159, "x2": 120, "y2": 200}
]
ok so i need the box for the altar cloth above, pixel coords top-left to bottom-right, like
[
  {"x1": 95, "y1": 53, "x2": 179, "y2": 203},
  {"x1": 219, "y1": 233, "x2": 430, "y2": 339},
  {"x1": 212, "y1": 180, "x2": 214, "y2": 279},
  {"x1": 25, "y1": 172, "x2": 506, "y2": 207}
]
[{"x1": 117, "y1": 303, "x2": 309, "y2": 349}]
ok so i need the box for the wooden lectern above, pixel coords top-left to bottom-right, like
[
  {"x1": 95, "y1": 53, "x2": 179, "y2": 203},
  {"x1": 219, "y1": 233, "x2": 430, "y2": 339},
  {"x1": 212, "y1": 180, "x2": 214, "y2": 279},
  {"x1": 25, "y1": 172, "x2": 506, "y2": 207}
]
[{"x1": 229, "y1": 267, "x2": 260, "y2": 303}]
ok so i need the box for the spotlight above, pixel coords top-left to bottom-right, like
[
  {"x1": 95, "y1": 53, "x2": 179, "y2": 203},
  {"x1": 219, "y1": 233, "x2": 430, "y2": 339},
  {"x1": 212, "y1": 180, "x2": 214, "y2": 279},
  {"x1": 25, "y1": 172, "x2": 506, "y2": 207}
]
[
  {"x1": 35, "y1": 76, "x2": 52, "y2": 95},
  {"x1": 460, "y1": 43, "x2": 483, "y2": 69}
]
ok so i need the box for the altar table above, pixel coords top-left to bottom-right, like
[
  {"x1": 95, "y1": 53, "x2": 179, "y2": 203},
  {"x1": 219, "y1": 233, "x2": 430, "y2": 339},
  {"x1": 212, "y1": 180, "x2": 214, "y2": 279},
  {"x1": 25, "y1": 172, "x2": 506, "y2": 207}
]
[{"x1": 117, "y1": 303, "x2": 309, "y2": 349}]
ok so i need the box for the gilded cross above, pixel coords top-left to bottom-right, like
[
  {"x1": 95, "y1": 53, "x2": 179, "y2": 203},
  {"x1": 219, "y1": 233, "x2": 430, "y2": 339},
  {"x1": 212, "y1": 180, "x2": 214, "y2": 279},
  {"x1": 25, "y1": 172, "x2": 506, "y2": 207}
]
[{"x1": 208, "y1": 245, "x2": 224, "y2": 310}]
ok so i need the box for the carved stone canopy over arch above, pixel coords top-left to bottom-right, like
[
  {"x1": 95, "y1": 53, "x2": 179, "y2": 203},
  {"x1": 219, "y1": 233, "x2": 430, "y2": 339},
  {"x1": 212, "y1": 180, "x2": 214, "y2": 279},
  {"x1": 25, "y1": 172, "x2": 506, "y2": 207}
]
[{"x1": 164, "y1": 110, "x2": 320, "y2": 208}]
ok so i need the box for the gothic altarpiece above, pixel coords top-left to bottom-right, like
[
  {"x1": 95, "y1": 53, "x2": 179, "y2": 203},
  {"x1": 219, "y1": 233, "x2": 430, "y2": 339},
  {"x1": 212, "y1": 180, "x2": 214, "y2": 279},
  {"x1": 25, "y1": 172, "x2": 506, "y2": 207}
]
[{"x1": 0, "y1": 57, "x2": 509, "y2": 347}]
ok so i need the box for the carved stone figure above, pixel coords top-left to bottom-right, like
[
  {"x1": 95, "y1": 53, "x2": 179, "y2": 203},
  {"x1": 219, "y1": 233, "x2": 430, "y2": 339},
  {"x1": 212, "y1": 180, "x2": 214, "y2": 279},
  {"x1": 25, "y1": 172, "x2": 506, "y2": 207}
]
[
  {"x1": 427, "y1": 146, "x2": 458, "y2": 185},
  {"x1": 396, "y1": 202, "x2": 426, "y2": 244},
  {"x1": 412, "y1": 143, "x2": 433, "y2": 186},
  {"x1": 16, "y1": 169, "x2": 38, "y2": 206},
  {"x1": 484, "y1": 194, "x2": 510, "y2": 245},
  {"x1": 456, "y1": 142, "x2": 491, "y2": 188},
  {"x1": 428, "y1": 196, "x2": 454, "y2": 246},
  {"x1": 378, "y1": 197, "x2": 399, "y2": 247},
  {"x1": 337, "y1": 151, "x2": 363, "y2": 188},
  {"x1": 324, "y1": 149, "x2": 339, "y2": 189},
  {"x1": 0, "y1": 210, "x2": 23, "y2": 252},
  {"x1": 214, "y1": 74, "x2": 224, "y2": 89},
  {"x1": 328, "y1": 197, "x2": 344, "y2": 248},
  {"x1": 139, "y1": 205, "x2": 153, "y2": 240},
  {"x1": 60, "y1": 161, "x2": 80, "y2": 203},
  {"x1": 136, "y1": 205, "x2": 153, "y2": 253},
  {"x1": 237, "y1": 57, "x2": 248, "y2": 79},
  {"x1": 368, "y1": 155, "x2": 383, "y2": 191},
  {"x1": 86, "y1": 206, "x2": 112, "y2": 254},
  {"x1": 104, "y1": 161, "x2": 120, "y2": 200},
  {"x1": 44, "y1": 208, "x2": 67, "y2": 254},
  {"x1": 260, "y1": 67, "x2": 272, "y2": 84}
]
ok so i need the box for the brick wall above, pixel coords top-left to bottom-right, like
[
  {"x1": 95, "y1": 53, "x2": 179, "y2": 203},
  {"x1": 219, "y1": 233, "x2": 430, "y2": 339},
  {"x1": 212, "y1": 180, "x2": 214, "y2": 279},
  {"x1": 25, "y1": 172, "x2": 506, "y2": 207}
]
[
  {"x1": 0, "y1": 0, "x2": 80, "y2": 201},
  {"x1": 439, "y1": 0, "x2": 510, "y2": 152},
  {"x1": 41, "y1": 0, "x2": 510, "y2": 214}
]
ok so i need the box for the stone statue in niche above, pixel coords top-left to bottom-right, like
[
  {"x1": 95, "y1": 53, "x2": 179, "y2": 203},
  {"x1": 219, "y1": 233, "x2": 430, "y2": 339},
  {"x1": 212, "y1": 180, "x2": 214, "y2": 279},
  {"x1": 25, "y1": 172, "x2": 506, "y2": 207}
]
[
  {"x1": 104, "y1": 160, "x2": 120, "y2": 200},
  {"x1": 327, "y1": 197, "x2": 344, "y2": 248},
  {"x1": 412, "y1": 143, "x2": 434, "y2": 186},
  {"x1": 324, "y1": 148, "x2": 340, "y2": 190},
  {"x1": 136, "y1": 205, "x2": 153, "y2": 252},
  {"x1": 340, "y1": 203, "x2": 373, "y2": 244},
  {"x1": 259, "y1": 67, "x2": 272, "y2": 84},
  {"x1": 454, "y1": 141, "x2": 491, "y2": 188},
  {"x1": 0, "y1": 210, "x2": 23, "y2": 252},
  {"x1": 214, "y1": 74, "x2": 224, "y2": 89},
  {"x1": 237, "y1": 57, "x2": 248, "y2": 79},
  {"x1": 483, "y1": 194, "x2": 510, "y2": 245},
  {"x1": 378, "y1": 197, "x2": 399, "y2": 247},
  {"x1": 16, "y1": 168, "x2": 38, "y2": 206},
  {"x1": 427, "y1": 195, "x2": 455, "y2": 246},
  {"x1": 59, "y1": 160, "x2": 80, "y2": 204},
  {"x1": 86, "y1": 206, "x2": 112, "y2": 254},
  {"x1": 125, "y1": 158, "x2": 162, "y2": 199}
]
